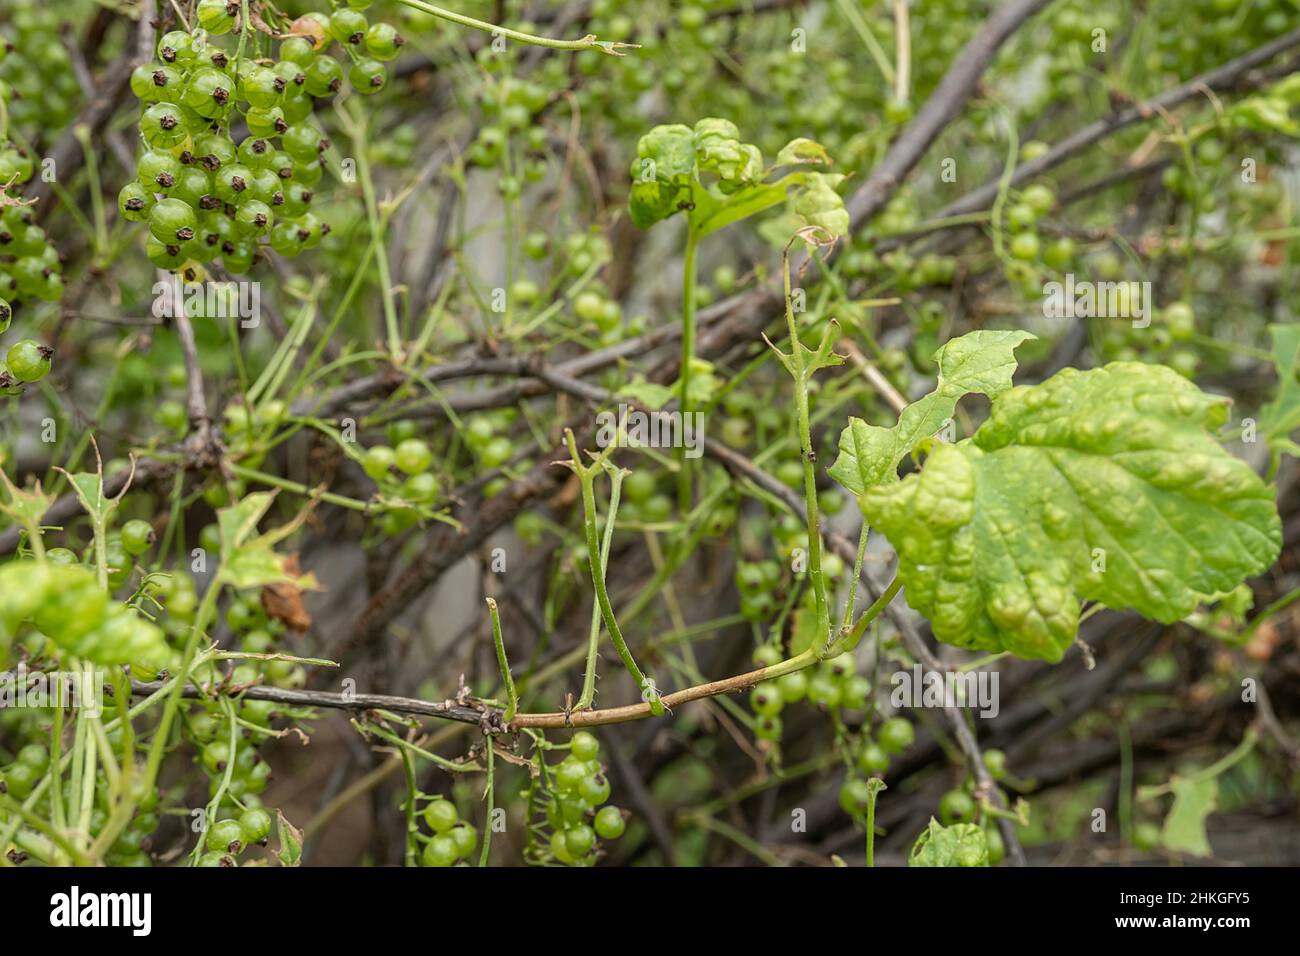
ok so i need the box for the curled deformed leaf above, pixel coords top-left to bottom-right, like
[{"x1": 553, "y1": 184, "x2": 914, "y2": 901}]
[
  {"x1": 908, "y1": 819, "x2": 989, "y2": 867},
  {"x1": 863, "y1": 362, "x2": 1282, "y2": 661},
  {"x1": 776, "y1": 137, "x2": 833, "y2": 167},
  {"x1": 790, "y1": 172, "x2": 848, "y2": 238},
  {"x1": 829, "y1": 330, "x2": 1035, "y2": 495}
]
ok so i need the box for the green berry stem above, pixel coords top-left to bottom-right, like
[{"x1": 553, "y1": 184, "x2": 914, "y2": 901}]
[
  {"x1": 73, "y1": 662, "x2": 101, "y2": 854},
  {"x1": 564, "y1": 428, "x2": 664, "y2": 717},
  {"x1": 839, "y1": 519, "x2": 871, "y2": 631},
  {"x1": 988, "y1": 104, "x2": 1019, "y2": 267},
  {"x1": 395, "y1": 0, "x2": 638, "y2": 55},
  {"x1": 227, "y1": 463, "x2": 382, "y2": 513},
  {"x1": 486, "y1": 597, "x2": 517, "y2": 722},
  {"x1": 189, "y1": 696, "x2": 241, "y2": 865},
  {"x1": 831, "y1": 0, "x2": 896, "y2": 87},
  {"x1": 49, "y1": 694, "x2": 68, "y2": 837},
  {"x1": 478, "y1": 734, "x2": 495, "y2": 867},
  {"x1": 400, "y1": 745, "x2": 418, "y2": 867},
  {"x1": 864, "y1": 776, "x2": 886, "y2": 867},
  {"x1": 345, "y1": 102, "x2": 403, "y2": 363},
  {"x1": 675, "y1": 224, "x2": 700, "y2": 512},
  {"x1": 892, "y1": 0, "x2": 911, "y2": 104},
  {"x1": 832, "y1": 575, "x2": 903, "y2": 656},
  {"x1": 73, "y1": 126, "x2": 108, "y2": 256},
  {"x1": 778, "y1": 241, "x2": 832, "y2": 653},
  {"x1": 141, "y1": 573, "x2": 223, "y2": 796},
  {"x1": 354, "y1": 720, "x2": 484, "y2": 774},
  {"x1": 0, "y1": 791, "x2": 90, "y2": 865},
  {"x1": 233, "y1": 0, "x2": 253, "y2": 66},
  {"x1": 575, "y1": 463, "x2": 624, "y2": 710}
]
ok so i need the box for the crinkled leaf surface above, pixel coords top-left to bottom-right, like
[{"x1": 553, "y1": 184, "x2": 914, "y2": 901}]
[
  {"x1": 908, "y1": 819, "x2": 989, "y2": 867},
  {"x1": 628, "y1": 121, "x2": 847, "y2": 239},
  {"x1": 829, "y1": 330, "x2": 1035, "y2": 495},
  {"x1": 863, "y1": 362, "x2": 1281, "y2": 661}
]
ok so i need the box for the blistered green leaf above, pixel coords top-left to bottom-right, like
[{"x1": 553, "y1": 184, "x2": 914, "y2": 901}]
[
  {"x1": 908, "y1": 819, "x2": 989, "y2": 867},
  {"x1": 629, "y1": 120, "x2": 845, "y2": 241},
  {"x1": 628, "y1": 124, "x2": 695, "y2": 229},
  {"x1": 0, "y1": 561, "x2": 171, "y2": 670},
  {"x1": 1161, "y1": 777, "x2": 1217, "y2": 857},
  {"x1": 829, "y1": 330, "x2": 1035, "y2": 495},
  {"x1": 863, "y1": 362, "x2": 1282, "y2": 661},
  {"x1": 776, "y1": 137, "x2": 833, "y2": 167},
  {"x1": 693, "y1": 118, "x2": 763, "y2": 189},
  {"x1": 1259, "y1": 323, "x2": 1300, "y2": 457},
  {"x1": 1230, "y1": 97, "x2": 1300, "y2": 136},
  {"x1": 790, "y1": 172, "x2": 848, "y2": 239}
]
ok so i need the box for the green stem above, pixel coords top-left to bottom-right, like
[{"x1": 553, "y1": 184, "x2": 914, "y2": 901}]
[
  {"x1": 676, "y1": 226, "x2": 700, "y2": 512},
  {"x1": 478, "y1": 739, "x2": 495, "y2": 867},
  {"x1": 1238, "y1": 584, "x2": 1300, "y2": 645},
  {"x1": 566, "y1": 431, "x2": 663, "y2": 716},
  {"x1": 486, "y1": 598, "x2": 517, "y2": 722},
  {"x1": 576, "y1": 466, "x2": 623, "y2": 709},
  {"x1": 0, "y1": 793, "x2": 90, "y2": 865},
  {"x1": 401, "y1": 747, "x2": 418, "y2": 867},
  {"x1": 396, "y1": 0, "x2": 633, "y2": 53},
  {"x1": 834, "y1": 575, "x2": 903, "y2": 655},
  {"x1": 347, "y1": 103, "x2": 403, "y2": 363},
  {"x1": 864, "y1": 777, "x2": 886, "y2": 867},
  {"x1": 780, "y1": 247, "x2": 831, "y2": 650},
  {"x1": 141, "y1": 575, "x2": 222, "y2": 792},
  {"x1": 840, "y1": 520, "x2": 870, "y2": 630}
]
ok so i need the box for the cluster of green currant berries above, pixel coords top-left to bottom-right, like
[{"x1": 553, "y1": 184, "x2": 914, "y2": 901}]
[
  {"x1": 748, "y1": 646, "x2": 869, "y2": 744},
  {"x1": 0, "y1": 741, "x2": 50, "y2": 802},
  {"x1": 120, "y1": 2, "x2": 405, "y2": 272},
  {"x1": 1146, "y1": 0, "x2": 1294, "y2": 83},
  {"x1": 0, "y1": 741, "x2": 163, "y2": 866},
  {"x1": 469, "y1": 77, "x2": 551, "y2": 193},
  {"x1": 734, "y1": 519, "x2": 845, "y2": 624},
  {"x1": 0, "y1": 2, "x2": 81, "y2": 136},
  {"x1": 839, "y1": 716, "x2": 916, "y2": 817},
  {"x1": 193, "y1": 722, "x2": 274, "y2": 806},
  {"x1": 1098, "y1": 298, "x2": 1199, "y2": 378},
  {"x1": 417, "y1": 796, "x2": 479, "y2": 867},
  {"x1": 221, "y1": 591, "x2": 305, "y2": 687},
  {"x1": 93, "y1": 780, "x2": 166, "y2": 868},
  {"x1": 543, "y1": 732, "x2": 627, "y2": 865},
  {"x1": 0, "y1": 146, "x2": 66, "y2": 336},
  {"x1": 197, "y1": 804, "x2": 276, "y2": 867},
  {"x1": 1000, "y1": 183, "x2": 1072, "y2": 292},
  {"x1": 460, "y1": 413, "x2": 515, "y2": 472},
  {"x1": 360, "y1": 419, "x2": 443, "y2": 535},
  {"x1": 516, "y1": 230, "x2": 612, "y2": 287},
  {"x1": 45, "y1": 517, "x2": 158, "y2": 590},
  {"x1": 613, "y1": 467, "x2": 673, "y2": 526}
]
